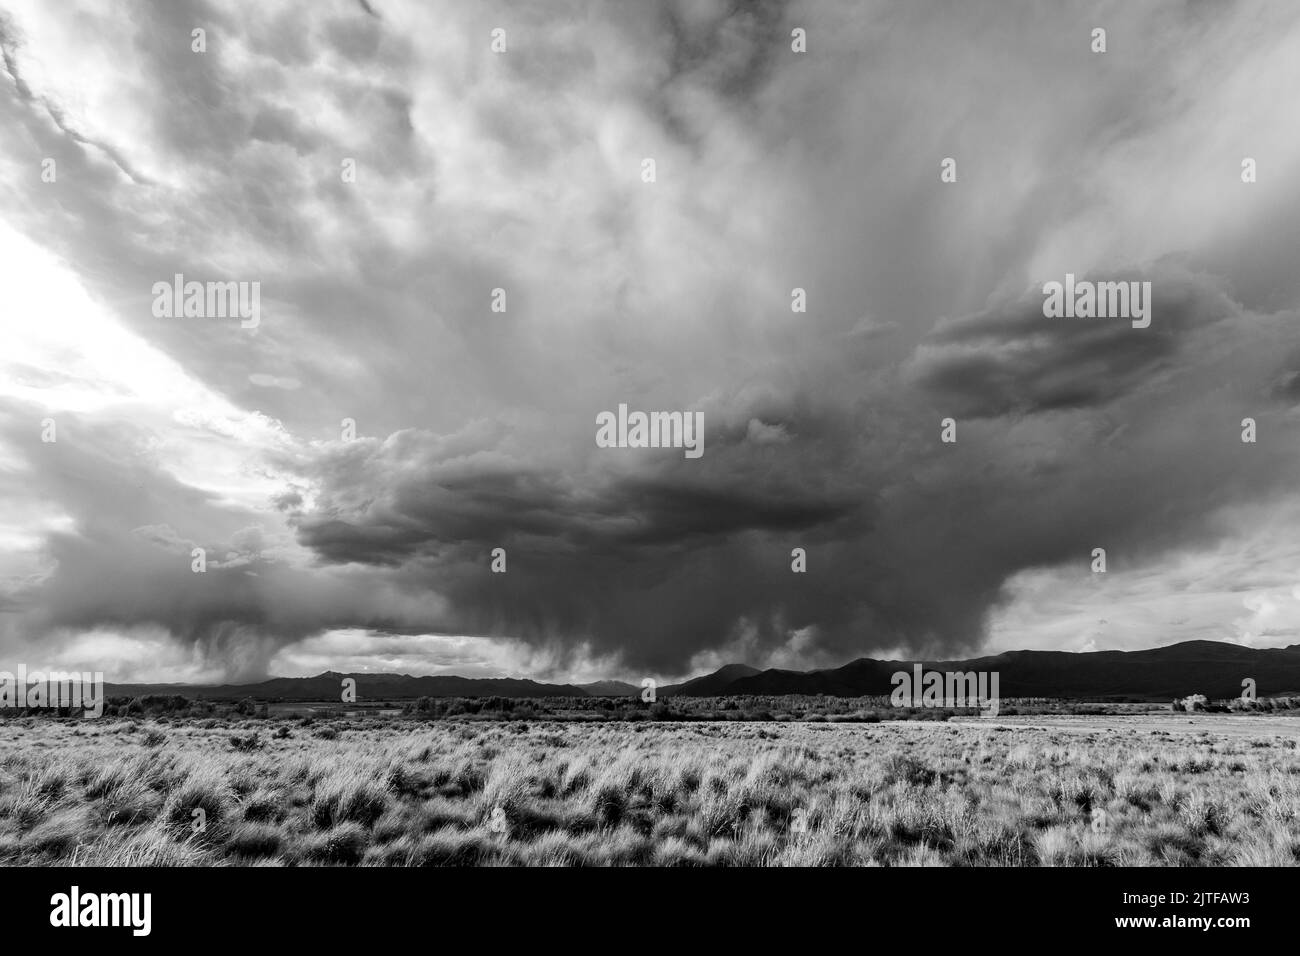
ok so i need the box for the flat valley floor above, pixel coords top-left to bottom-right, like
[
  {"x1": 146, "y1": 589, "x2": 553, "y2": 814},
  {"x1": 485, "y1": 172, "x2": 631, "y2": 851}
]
[{"x1": 1, "y1": 714, "x2": 1297, "y2": 866}]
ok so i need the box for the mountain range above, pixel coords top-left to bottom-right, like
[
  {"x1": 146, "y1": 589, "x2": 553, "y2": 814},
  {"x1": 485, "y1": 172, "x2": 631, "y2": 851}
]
[{"x1": 98, "y1": 640, "x2": 1300, "y2": 702}]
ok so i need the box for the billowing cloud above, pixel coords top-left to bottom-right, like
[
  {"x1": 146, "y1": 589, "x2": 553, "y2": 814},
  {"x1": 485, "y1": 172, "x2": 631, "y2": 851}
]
[{"x1": 2, "y1": 0, "x2": 1300, "y2": 682}]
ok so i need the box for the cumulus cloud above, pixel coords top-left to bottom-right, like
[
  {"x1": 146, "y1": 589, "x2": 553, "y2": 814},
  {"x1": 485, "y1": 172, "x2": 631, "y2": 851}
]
[
  {"x1": 2, "y1": 0, "x2": 1300, "y2": 681},
  {"x1": 907, "y1": 268, "x2": 1238, "y2": 418}
]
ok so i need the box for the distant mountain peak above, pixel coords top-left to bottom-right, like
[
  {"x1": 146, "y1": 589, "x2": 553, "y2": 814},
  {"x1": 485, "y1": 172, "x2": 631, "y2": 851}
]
[
  {"x1": 713, "y1": 663, "x2": 760, "y2": 678},
  {"x1": 661, "y1": 639, "x2": 1300, "y2": 700},
  {"x1": 101, "y1": 639, "x2": 1300, "y2": 702}
]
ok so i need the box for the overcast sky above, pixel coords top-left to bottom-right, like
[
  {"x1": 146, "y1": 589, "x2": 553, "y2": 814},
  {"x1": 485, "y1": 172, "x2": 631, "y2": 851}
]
[{"x1": 2, "y1": 0, "x2": 1300, "y2": 685}]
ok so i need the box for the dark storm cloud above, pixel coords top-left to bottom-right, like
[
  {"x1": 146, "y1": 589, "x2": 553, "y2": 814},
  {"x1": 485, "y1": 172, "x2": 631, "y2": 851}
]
[
  {"x1": 268, "y1": 255, "x2": 1300, "y2": 673},
  {"x1": 908, "y1": 269, "x2": 1237, "y2": 418},
  {"x1": 1267, "y1": 350, "x2": 1300, "y2": 406},
  {"x1": 4, "y1": 0, "x2": 1300, "y2": 679},
  {"x1": 660, "y1": 0, "x2": 791, "y2": 107},
  {"x1": 0, "y1": 405, "x2": 445, "y2": 680},
  {"x1": 286, "y1": 429, "x2": 858, "y2": 567}
]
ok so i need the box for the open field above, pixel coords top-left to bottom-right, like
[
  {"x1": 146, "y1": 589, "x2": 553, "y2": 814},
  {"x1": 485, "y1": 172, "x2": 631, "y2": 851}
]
[
  {"x1": 0, "y1": 715, "x2": 1297, "y2": 866},
  {"x1": 956, "y1": 713, "x2": 1300, "y2": 739}
]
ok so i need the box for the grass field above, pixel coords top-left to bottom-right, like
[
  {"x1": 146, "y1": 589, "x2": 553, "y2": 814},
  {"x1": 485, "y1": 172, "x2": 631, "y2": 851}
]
[{"x1": 1, "y1": 714, "x2": 1297, "y2": 866}]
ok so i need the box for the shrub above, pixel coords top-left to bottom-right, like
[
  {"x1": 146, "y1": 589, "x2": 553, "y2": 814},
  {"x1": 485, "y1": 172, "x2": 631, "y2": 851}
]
[
  {"x1": 241, "y1": 789, "x2": 284, "y2": 823},
  {"x1": 881, "y1": 754, "x2": 937, "y2": 787},
  {"x1": 162, "y1": 769, "x2": 231, "y2": 841},
  {"x1": 227, "y1": 821, "x2": 283, "y2": 858},
  {"x1": 311, "y1": 772, "x2": 390, "y2": 829},
  {"x1": 303, "y1": 822, "x2": 367, "y2": 864}
]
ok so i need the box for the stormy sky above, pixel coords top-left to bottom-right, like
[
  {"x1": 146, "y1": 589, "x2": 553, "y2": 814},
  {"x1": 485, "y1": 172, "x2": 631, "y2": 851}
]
[{"x1": 2, "y1": 0, "x2": 1300, "y2": 684}]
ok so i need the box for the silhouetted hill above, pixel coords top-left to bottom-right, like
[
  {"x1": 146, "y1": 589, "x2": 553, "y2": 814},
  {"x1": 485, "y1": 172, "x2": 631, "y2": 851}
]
[
  {"x1": 97, "y1": 641, "x2": 1300, "y2": 702},
  {"x1": 660, "y1": 663, "x2": 761, "y2": 697},
  {"x1": 683, "y1": 641, "x2": 1300, "y2": 701},
  {"x1": 103, "y1": 672, "x2": 591, "y2": 701},
  {"x1": 578, "y1": 680, "x2": 640, "y2": 696}
]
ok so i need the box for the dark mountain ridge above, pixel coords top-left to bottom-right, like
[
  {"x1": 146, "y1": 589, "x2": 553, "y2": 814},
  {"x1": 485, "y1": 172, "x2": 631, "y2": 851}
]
[
  {"x1": 668, "y1": 640, "x2": 1300, "y2": 701},
  {"x1": 95, "y1": 640, "x2": 1300, "y2": 702}
]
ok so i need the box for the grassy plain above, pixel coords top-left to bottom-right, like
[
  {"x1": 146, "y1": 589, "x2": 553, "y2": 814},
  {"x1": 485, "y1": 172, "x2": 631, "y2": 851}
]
[{"x1": 1, "y1": 713, "x2": 1296, "y2": 866}]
